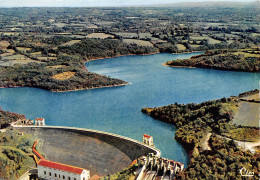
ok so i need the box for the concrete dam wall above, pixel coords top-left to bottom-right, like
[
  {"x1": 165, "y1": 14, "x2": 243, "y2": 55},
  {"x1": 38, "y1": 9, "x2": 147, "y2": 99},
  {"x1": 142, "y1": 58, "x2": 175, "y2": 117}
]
[{"x1": 15, "y1": 126, "x2": 160, "y2": 177}]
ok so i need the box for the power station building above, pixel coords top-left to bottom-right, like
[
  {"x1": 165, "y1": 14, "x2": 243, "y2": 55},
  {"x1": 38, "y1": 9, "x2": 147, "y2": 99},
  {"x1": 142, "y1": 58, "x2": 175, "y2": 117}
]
[{"x1": 38, "y1": 159, "x2": 90, "y2": 180}]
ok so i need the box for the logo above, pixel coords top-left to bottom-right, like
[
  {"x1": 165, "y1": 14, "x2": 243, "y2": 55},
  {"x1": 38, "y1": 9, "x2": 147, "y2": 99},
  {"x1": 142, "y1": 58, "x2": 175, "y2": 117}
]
[{"x1": 240, "y1": 167, "x2": 254, "y2": 177}]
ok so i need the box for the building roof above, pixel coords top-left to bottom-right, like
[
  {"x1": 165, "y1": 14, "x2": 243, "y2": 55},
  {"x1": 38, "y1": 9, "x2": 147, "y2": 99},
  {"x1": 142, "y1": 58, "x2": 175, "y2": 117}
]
[
  {"x1": 38, "y1": 159, "x2": 86, "y2": 174},
  {"x1": 35, "y1": 118, "x2": 44, "y2": 121},
  {"x1": 143, "y1": 134, "x2": 152, "y2": 138}
]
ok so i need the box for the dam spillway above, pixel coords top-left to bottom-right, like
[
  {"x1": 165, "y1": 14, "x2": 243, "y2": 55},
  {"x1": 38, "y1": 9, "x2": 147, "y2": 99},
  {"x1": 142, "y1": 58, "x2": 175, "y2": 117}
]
[{"x1": 14, "y1": 126, "x2": 160, "y2": 176}]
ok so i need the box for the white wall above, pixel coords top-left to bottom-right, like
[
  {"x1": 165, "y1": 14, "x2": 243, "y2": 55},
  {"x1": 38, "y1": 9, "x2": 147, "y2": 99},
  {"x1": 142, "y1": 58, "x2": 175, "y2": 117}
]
[{"x1": 38, "y1": 165, "x2": 89, "y2": 180}]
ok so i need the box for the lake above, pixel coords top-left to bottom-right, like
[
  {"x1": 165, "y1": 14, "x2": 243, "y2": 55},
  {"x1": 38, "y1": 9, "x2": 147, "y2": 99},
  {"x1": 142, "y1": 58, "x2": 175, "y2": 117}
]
[{"x1": 0, "y1": 52, "x2": 259, "y2": 167}]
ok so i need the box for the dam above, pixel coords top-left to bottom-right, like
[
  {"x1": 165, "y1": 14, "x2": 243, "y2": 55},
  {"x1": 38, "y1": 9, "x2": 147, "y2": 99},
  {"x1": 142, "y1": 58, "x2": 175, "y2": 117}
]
[{"x1": 14, "y1": 126, "x2": 160, "y2": 177}]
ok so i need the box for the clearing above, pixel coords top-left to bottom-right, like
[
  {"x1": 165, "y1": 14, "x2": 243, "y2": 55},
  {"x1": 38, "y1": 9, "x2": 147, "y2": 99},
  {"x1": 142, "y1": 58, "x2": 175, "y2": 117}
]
[
  {"x1": 177, "y1": 44, "x2": 186, "y2": 51},
  {"x1": 122, "y1": 39, "x2": 154, "y2": 47},
  {"x1": 232, "y1": 93, "x2": 259, "y2": 127},
  {"x1": 60, "y1": 40, "x2": 81, "y2": 46},
  {"x1": 51, "y1": 71, "x2": 76, "y2": 80},
  {"x1": 47, "y1": 65, "x2": 68, "y2": 69},
  {"x1": 0, "y1": 59, "x2": 43, "y2": 66},
  {"x1": 86, "y1": 33, "x2": 114, "y2": 39}
]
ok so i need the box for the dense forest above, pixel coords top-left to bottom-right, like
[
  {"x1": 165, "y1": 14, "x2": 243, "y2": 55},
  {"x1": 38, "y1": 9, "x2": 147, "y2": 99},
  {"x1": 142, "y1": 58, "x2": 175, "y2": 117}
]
[
  {"x1": 59, "y1": 39, "x2": 159, "y2": 60},
  {"x1": 0, "y1": 54, "x2": 127, "y2": 92},
  {"x1": 177, "y1": 134, "x2": 259, "y2": 179},
  {"x1": 142, "y1": 97, "x2": 239, "y2": 149},
  {"x1": 142, "y1": 90, "x2": 259, "y2": 179},
  {"x1": 166, "y1": 49, "x2": 260, "y2": 72}
]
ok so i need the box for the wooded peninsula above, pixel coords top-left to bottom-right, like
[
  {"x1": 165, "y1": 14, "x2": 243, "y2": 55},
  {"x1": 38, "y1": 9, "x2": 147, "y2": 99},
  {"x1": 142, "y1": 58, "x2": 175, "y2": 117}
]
[{"x1": 142, "y1": 89, "x2": 259, "y2": 179}]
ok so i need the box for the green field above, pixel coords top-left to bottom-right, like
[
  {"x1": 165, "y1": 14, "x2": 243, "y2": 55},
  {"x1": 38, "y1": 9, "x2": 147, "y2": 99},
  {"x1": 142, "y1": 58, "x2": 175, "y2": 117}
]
[
  {"x1": 122, "y1": 39, "x2": 154, "y2": 47},
  {"x1": 60, "y1": 40, "x2": 81, "y2": 46},
  {"x1": 86, "y1": 33, "x2": 114, "y2": 39},
  {"x1": 177, "y1": 44, "x2": 186, "y2": 50},
  {"x1": 233, "y1": 101, "x2": 259, "y2": 127}
]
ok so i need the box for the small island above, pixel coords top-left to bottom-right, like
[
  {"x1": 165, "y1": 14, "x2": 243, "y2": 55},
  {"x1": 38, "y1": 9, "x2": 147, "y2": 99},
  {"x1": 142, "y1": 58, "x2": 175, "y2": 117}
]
[{"x1": 165, "y1": 48, "x2": 260, "y2": 72}]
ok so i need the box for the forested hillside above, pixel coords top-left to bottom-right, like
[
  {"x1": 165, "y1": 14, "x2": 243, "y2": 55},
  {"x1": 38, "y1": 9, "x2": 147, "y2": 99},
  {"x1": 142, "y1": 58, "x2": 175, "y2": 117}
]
[
  {"x1": 142, "y1": 90, "x2": 260, "y2": 179},
  {"x1": 166, "y1": 49, "x2": 260, "y2": 72}
]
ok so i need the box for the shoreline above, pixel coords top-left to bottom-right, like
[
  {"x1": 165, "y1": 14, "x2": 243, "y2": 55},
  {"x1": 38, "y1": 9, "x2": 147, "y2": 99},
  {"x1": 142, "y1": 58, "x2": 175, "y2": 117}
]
[
  {"x1": 163, "y1": 63, "x2": 259, "y2": 73},
  {"x1": 0, "y1": 51, "x2": 203, "y2": 93},
  {"x1": 86, "y1": 51, "x2": 203, "y2": 62},
  {"x1": 0, "y1": 83, "x2": 129, "y2": 93},
  {"x1": 162, "y1": 63, "x2": 197, "y2": 68},
  {"x1": 52, "y1": 83, "x2": 129, "y2": 92},
  {"x1": 86, "y1": 52, "x2": 159, "y2": 62}
]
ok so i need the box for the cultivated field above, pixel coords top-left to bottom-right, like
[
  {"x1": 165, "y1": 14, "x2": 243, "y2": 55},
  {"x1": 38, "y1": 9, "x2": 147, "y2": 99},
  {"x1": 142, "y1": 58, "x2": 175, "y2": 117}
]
[
  {"x1": 233, "y1": 101, "x2": 259, "y2": 127},
  {"x1": 37, "y1": 56, "x2": 57, "y2": 61},
  {"x1": 122, "y1": 39, "x2": 154, "y2": 47},
  {"x1": 0, "y1": 59, "x2": 43, "y2": 66},
  {"x1": 114, "y1": 32, "x2": 138, "y2": 39},
  {"x1": 190, "y1": 35, "x2": 222, "y2": 44},
  {"x1": 86, "y1": 33, "x2": 114, "y2": 39},
  {"x1": 17, "y1": 47, "x2": 32, "y2": 52},
  {"x1": 51, "y1": 71, "x2": 76, "y2": 80},
  {"x1": 60, "y1": 40, "x2": 81, "y2": 46},
  {"x1": 177, "y1": 44, "x2": 186, "y2": 50},
  {"x1": 47, "y1": 65, "x2": 68, "y2": 69},
  {"x1": 232, "y1": 52, "x2": 260, "y2": 58},
  {"x1": 190, "y1": 44, "x2": 201, "y2": 48}
]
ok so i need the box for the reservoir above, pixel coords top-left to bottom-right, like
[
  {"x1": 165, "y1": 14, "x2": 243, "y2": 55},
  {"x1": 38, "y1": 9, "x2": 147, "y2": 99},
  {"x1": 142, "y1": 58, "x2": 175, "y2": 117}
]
[{"x1": 0, "y1": 52, "x2": 259, "y2": 167}]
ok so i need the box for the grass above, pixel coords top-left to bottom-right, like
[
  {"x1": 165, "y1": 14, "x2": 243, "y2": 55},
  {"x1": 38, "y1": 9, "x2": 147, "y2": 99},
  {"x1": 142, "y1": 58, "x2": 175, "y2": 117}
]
[
  {"x1": 138, "y1": 33, "x2": 152, "y2": 39},
  {"x1": 37, "y1": 56, "x2": 57, "y2": 61},
  {"x1": 0, "y1": 40, "x2": 10, "y2": 48},
  {"x1": 86, "y1": 33, "x2": 114, "y2": 39},
  {"x1": 177, "y1": 44, "x2": 186, "y2": 50},
  {"x1": 47, "y1": 65, "x2": 68, "y2": 69},
  {"x1": 0, "y1": 59, "x2": 43, "y2": 66},
  {"x1": 232, "y1": 52, "x2": 260, "y2": 58},
  {"x1": 190, "y1": 36, "x2": 222, "y2": 44},
  {"x1": 101, "y1": 164, "x2": 137, "y2": 180},
  {"x1": 223, "y1": 128, "x2": 259, "y2": 142},
  {"x1": 251, "y1": 33, "x2": 260, "y2": 37},
  {"x1": 60, "y1": 40, "x2": 81, "y2": 46},
  {"x1": 114, "y1": 32, "x2": 138, "y2": 39},
  {"x1": 51, "y1": 71, "x2": 76, "y2": 80},
  {"x1": 232, "y1": 101, "x2": 259, "y2": 127},
  {"x1": 190, "y1": 44, "x2": 201, "y2": 48},
  {"x1": 3, "y1": 32, "x2": 19, "y2": 36},
  {"x1": 2, "y1": 54, "x2": 27, "y2": 60},
  {"x1": 0, "y1": 130, "x2": 36, "y2": 179},
  {"x1": 207, "y1": 37, "x2": 222, "y2": 44},
  {"x1": 1, "y1": 49, "x2": 15, "y2": 56},
  {"x1": 16, "y1": 47, "x2": 32, "y2": 52},
  {"x1": 190, "y1": 36, "x2": 206, "y2": 40},
  {"x1": 30, "y1": 51, "x2": 42, "y2": 56},
  {"x1": 122, "y1": 39, "x2": 154, "y2": 47}
]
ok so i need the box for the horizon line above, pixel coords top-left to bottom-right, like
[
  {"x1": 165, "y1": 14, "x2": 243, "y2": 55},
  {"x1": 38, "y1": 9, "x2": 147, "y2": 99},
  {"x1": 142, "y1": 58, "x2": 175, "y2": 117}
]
[{"x1": 0, "y1": 0, "x2": 259, "y2": 8}]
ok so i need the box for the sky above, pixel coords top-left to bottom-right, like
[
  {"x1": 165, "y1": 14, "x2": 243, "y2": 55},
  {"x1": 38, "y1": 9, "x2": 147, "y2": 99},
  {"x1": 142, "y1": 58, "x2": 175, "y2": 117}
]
[{"x1": 0, "y1": 0, "x2": 257, "y2": 7}]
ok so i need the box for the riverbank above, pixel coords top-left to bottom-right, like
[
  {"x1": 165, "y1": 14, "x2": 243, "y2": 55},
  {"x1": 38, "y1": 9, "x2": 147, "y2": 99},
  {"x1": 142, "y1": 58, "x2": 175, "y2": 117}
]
[{"x1": 86, "y1": 52, "x2": 159, "y2": 62}]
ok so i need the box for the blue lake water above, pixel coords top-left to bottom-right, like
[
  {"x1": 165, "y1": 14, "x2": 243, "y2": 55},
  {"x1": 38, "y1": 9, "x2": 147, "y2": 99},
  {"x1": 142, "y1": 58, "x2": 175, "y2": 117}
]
[{"x1": 0, "y1": 52, "x2": 259, "y2": 167}]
